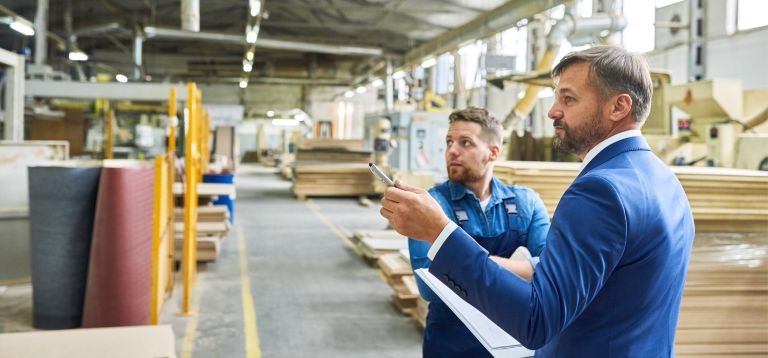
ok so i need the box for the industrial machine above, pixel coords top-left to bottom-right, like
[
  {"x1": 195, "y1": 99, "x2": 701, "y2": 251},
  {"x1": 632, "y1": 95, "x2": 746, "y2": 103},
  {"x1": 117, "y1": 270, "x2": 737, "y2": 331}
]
[
  {"x1": 645, "y1": 78, "x2": 768, "y2": 170},
  {"x1": 364, "y1": 111, "x2": 449, "y2": 181}
]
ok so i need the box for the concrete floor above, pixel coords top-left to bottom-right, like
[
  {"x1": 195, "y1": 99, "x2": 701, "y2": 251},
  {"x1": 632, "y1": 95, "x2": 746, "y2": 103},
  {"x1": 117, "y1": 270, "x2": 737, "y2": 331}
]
[{"x1": 0, "y1": 164, "x2": 422, "y2": 357}]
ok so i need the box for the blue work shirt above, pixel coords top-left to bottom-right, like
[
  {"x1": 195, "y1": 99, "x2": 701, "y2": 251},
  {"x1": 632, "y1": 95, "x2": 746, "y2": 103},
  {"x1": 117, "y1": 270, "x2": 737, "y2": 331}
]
[{"x1": 409, "y1": 176, "x2": 550, "y2": 302}]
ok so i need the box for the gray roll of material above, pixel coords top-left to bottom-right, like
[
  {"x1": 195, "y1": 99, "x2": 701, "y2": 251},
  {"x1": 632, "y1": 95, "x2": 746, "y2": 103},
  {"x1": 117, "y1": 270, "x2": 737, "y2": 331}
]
[
  {"x1": 82, "y1": 161, "x2": 155, "y2": 327},
  {"x1": 28, "y1": 164, "x2": 101, "y2": 329}
]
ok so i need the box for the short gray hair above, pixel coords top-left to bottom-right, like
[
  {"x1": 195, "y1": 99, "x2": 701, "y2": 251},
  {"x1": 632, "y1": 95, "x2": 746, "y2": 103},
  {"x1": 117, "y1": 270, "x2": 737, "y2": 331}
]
[
  {"x1": 552, "y1": 46, "x2": 653, "y2": 122},
  {"x1": 449, "y1": 107, "x2": 503, "y2": 146}
]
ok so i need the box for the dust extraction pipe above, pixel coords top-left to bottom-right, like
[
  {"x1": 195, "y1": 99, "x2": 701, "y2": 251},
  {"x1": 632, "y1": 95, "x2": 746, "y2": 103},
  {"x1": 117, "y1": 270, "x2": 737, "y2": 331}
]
[{"x1": 501, "y1": 13, "x2": 627, "y2": 140}]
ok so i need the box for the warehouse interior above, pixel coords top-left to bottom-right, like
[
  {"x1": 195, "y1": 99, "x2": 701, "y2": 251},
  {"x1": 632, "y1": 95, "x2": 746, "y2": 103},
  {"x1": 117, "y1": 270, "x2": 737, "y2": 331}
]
[{"x1": 0, "y1": 0, "x2": 767, "y2": 356}]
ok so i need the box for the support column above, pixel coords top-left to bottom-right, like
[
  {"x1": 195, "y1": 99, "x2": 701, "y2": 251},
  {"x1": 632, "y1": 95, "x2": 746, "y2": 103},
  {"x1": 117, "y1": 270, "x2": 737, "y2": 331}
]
[
  {"x1": 1, "y1": 49, "x2": 25, "y2": 140},
  {"x1": 34, "y1": 0, "x2": 48, "y2": 66}
]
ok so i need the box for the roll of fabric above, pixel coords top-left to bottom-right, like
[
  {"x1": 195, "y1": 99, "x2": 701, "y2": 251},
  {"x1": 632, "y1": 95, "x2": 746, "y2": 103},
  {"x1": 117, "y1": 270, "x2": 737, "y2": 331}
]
[
  {"x1": 82, "y1": 161, "x2": 155, "y2": 327},
  {"x1": 28, "y1": 164, "x2": 101, "y2": 329}
]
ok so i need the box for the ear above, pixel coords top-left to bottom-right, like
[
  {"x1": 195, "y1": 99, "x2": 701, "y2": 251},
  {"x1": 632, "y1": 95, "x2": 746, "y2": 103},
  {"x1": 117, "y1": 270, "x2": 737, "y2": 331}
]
[
  {"x1": 607, "y1": 93, "x2": 633, "y2": 122},
  {"x1": 488, "y1": 143, "x2": 500, "y2": 161}
]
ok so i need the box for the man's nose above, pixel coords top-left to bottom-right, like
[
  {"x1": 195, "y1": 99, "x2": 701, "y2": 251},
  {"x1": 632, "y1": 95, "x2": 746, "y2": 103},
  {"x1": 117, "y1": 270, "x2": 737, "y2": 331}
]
[{"x1": 548, "y1": 105, "x2": 562, "y2": 120}]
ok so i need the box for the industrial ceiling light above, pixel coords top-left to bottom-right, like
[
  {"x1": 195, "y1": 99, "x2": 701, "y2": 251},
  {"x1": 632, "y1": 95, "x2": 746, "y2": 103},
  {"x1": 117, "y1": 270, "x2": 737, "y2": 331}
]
[
  {"x1": 243, "y1": 59, "x2": 253, "y2": 72},
  {"x1": 250, "y1": 0, "x2": 262, "y2": 17},
  {"x1": 68, "y1": 51, "x2": 89, "y2": 61},
  {"x1": 371, "y1": 78, "x2": 384, "y2": 87},
  {"x1": 266, "y1": 110, "x2": 275, "y2": 117},
  {"x1": 344, "y1": 91, "x2": 354, "y2": 98},
  {"x1": 392, "y1": 70, "x2": 406, "y2": 80},
  {"x1": 246, "y1": 50, "x2": 254, "y2": 61},
  {"x1": 9, "y1": 18, "x2": 34, "y2": 36},
  {"x1": 355, "y1": 86, "x2": 367, "y2": 94},
  {"x1": 115, "y1": 74, "x2": 128, "y2": 83},
  {"x1": 246, "y1": 25, "x2": 259, "y2": 44},
  {"x1": 420, "y1": 57, "x2": 436, "y2": 68},
  {"x1": 239, "y1": 79, "x2": 248, "y2": 89}
]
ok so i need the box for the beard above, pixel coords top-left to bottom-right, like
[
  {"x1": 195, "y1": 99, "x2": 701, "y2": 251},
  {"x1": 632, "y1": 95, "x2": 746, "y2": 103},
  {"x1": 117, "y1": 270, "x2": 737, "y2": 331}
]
[
  {"x1": 448, "y1": 159, "x2": 488, "y2": 183},
  {"x1": 553, "y1": 112, "x2": 605, "y2": 155}
]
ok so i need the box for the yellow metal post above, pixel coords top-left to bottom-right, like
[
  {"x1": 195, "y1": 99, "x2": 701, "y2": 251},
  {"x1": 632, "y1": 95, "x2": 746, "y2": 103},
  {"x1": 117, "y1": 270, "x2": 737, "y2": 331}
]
[
  {"x1": 182, "y1": 82, "x2": 200, "y2": 315},
  {"x1": 105, "y1": 109, "x2": 114, "y2": 159},
  {"x1": 150, "y1": 155, "x2": 167, "y2": 324},
  {"x1": 168, "y1": 87, "x2": 177, "y2": 154}
]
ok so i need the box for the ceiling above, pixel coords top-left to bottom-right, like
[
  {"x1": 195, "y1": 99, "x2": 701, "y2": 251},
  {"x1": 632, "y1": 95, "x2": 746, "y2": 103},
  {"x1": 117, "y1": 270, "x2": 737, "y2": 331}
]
[{"x1": 0, "y1": 0, "x2": 510, "y2": 86}]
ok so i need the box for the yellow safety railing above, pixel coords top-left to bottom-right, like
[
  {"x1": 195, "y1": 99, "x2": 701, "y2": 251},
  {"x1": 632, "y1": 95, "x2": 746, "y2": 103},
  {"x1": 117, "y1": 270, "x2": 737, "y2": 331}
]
[
  {"x1": 182, "y1": 82, "x2": 202, "y2": 315},
  {"x1": 150, "y1": 87, "x2": 179, "y2": 324},
  {"x1": 105, "y1": 109, "x2": 115, "y2": 159}
]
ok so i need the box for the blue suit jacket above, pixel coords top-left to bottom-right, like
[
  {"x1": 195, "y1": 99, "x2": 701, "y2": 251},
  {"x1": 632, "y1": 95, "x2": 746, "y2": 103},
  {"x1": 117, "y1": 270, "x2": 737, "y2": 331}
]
[{"x1": 430, "y1": 136, "x2": 695, "y2": 357}]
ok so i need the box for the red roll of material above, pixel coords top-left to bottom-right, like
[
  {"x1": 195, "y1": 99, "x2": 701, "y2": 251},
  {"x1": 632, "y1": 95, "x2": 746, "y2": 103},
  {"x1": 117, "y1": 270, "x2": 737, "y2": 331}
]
[{"x1": 82, "y1": 161, "x2": 155, "y2": 328}]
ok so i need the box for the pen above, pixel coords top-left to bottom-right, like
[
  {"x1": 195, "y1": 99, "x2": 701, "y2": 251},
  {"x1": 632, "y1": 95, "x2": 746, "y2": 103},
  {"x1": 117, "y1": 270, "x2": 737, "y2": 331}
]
[{"x1": 369, "y1": 162, "x2": 394, "y2": 187}]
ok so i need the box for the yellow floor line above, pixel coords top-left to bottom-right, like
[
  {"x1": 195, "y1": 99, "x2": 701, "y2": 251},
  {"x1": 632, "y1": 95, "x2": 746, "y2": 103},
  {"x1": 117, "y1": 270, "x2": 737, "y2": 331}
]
[
  {"x1": 179, "y1": 288, "x2": 201, "y2": 358},
  {"x1": 238, "y1": 226, "x2": 262, "y2": 358},
  {"x1": 305, "y1": 199, "x2": 362, "y2": 255}
]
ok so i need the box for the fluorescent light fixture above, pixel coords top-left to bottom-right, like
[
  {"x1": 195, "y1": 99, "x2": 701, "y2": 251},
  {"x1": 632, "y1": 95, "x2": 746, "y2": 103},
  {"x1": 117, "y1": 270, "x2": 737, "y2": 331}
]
[
  {"x1": 538, "y1": 87, "x2": 554, "y2": 98},
  {"x1": 266, "y1": 110, "x2": 275, "y2": 117},
  {"x1": 420, "y1": 57, "x2": 436, "y2": 68},
  {"x1": 371, "y1": 78, "x2": 383, "y2": 87},
  {"x1": 246, "y1": 25, "x2": 259, "y2": 44},
  {"x1": 243, "y1": 59, "x2": 253, "y2": 72},
  {"x1": 250, "y1": 0, "x2": 262, "y2": 17},
  {"x1": 115, "y1": 74, "x2": 128, "y2": 83},
  {"x1": 344, "y1": 91, "x2": 354, "y2": 98},
  {"x1": 68, "y1": 51, "x2": 89, "y2": 61},
  {"x1": 239, "y1": 80, "x2": 248, "y2": 89},
  {"x1": 392, "y1": 70, "x2": 406, "y2": 80},
  {"x1": 9, "y1": 19, "x2": 34, "y2": 36},
  {"x1": 246, "y1": 50, "x2": 254, "y2": 61},
  {"x1": 272, "y1": 119, "x2": 300, "y2": 126},
  {"x1": 355, "y1": 86, "x2": 367, "y2": 94}
]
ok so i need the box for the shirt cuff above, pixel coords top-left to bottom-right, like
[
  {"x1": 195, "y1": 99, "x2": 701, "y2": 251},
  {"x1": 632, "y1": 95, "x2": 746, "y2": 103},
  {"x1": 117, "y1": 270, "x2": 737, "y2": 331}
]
[{"x1": 427, "y1": 221, "x2": 458, "y2": 260}]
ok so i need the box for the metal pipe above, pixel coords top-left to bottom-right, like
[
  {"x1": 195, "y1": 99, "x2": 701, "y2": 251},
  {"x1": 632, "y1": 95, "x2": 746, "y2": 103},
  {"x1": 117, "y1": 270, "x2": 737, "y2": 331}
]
[
  {"x1": 133, "y1": 31, "x2": 143, "y2": 80},
  {"x1": 143, "y1": 26, "x2": 383, "y2": 56},
  {"x1": 385, "y1": 59, "x2": 394, "y2": 112},
  {"x1": 73, "y1": 21, "x2": 122, "y2": 37},
  {"x1": 181, "y1": 0, "x2": 199, "y2": 32},
  {"x1": 34, "y1": 0, "x2": 48, "y2": 65}
]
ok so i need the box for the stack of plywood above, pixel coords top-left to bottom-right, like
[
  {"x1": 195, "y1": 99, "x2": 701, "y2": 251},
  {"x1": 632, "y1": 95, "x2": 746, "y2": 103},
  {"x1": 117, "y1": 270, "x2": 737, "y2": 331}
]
[
  {"x1": 293, "y1": 163, "x2": 376, "y2": 200},
  {"x1": 354, "y1": 230, "x2": 408, "y2": 266},
  {"x1": 378, "y1": 253, "x2": 420, "y2": 316},
  {"x1": 173, "y1": 205, "x2": 230, "y2": 262},
  {"x1": 675, "y1": 232, "x2": 768, "y2": 357},
  {"x1": 292, "y1": 139, "x2": 375, "y2": 200},
  {"x1": 494, "y1": 161, "x2": 768, "y2": 233},
  {"x1": 673, "y1": 167, "x2": 768, "y2": 232}
]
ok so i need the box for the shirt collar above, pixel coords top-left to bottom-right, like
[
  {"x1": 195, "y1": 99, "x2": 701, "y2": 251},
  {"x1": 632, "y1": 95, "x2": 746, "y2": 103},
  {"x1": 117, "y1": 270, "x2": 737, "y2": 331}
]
[
  {"x1": 448, "y1": 176, "x2": 509, "y2": 205},
  {"x1": 580, "y1": 130, "x2": 642, "y2": 171}
]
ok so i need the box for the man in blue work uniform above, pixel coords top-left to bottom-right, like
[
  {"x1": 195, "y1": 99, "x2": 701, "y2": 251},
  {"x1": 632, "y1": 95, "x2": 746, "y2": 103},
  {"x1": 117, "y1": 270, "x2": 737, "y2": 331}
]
[
  {"x1": 409, "y1": 107, "x2": 551, "y2": 357},
  {"x1": 383, "y1": 46, "x2": 695, "y2": 357}
]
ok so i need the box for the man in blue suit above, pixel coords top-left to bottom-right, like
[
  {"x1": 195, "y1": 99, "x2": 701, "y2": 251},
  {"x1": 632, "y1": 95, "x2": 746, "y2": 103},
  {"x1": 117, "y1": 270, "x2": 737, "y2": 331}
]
[{"x1": 381, "y1": 46, "x2": 695, "y2": 357}]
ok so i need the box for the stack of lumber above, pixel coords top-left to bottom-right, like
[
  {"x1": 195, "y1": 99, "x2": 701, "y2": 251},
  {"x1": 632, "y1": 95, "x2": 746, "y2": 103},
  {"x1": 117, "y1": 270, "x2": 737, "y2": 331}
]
[
  {"x1": 293, "y1": 163, "x2": 376, "y2": 200},
  {"x1": 673, "y1": 167, "x2": 768, "y2": 232},
  {"x1": 353, "y1": 229, "x2": 408, "y2": 266},
  {"x1": 378, "y1": 253, "x2": 420, "y2": 316},
  {"x1": 494, "y1": 161, "x2": 768, "y2": 233},
  {"x1": 675, "y1": 232, "x2": 768, "y2": 357},
  {"x1": 292, "y1": 139, "x2": 375, "y2": 199},
  {"x1": 174, "y1": 205, "x2": 230, "y2": 262},
  {"x1": 398, "y1": 248, "x2": 428, "y2": 329}
]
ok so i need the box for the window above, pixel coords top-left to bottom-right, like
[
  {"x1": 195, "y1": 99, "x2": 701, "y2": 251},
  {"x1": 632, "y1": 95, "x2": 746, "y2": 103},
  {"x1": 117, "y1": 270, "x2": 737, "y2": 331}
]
[
  {"x1": 458, "y1": 40, "x2": 485, "y2": 89},
  {"x1": 737, "y1": 0, "x2": 768, "y2": 31},
  {"x1": 498, "y1": 26, "x2": 528, "y2": 73},
  {"x1": 622, "y1": 1, "x2": 655, "y2": 53}
]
